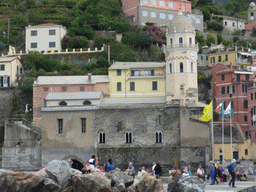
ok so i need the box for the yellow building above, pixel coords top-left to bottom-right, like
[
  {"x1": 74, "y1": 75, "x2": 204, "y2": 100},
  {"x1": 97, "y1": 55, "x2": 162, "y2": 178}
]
[
  {"x1": 0, "y1": 56, "x2": 23, "y2": 87},
  {"x1": 209, "y1": 51, "x2": 236, "y2": 66},
  {"x1": 109, "y1": 62, "x2": 166, "y2": 98}
]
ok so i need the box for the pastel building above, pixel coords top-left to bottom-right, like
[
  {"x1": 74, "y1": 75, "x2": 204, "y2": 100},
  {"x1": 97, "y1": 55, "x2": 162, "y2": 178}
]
[
  {"x1": 0, "y1": 56, "x2": 22, "y2": 87},
  {"x1": 25, "y1": 23, "x2": 67, "y2": 52},
  {"x1": 123, "y1": 0, "x2": 203, "y2": 31}
]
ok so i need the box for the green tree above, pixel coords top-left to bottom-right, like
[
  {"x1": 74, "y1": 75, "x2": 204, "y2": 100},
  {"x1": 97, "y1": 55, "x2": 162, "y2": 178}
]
[
  {"x1": 206, "y1": 33, "x2": 216, "y2": 46},
  {"x1": 251, "y1": 27, "x2": 256, "y2": 37},
  {"x1": 131, "y1": 33, "x2": 152, "y2": 49},
  {"x1": 217, "y1": 33, "x2": 223, "y2": 44},
  {"x1": 0, "y1": 42, "x2": 5, "y2": 51},
  {"x1": 96, "y1": 58, "x2": 109, "y2": 68},
  {"x1": 233, "y1": 36, "x2": 239, "y2": 43},
  {"x1": 207, "y1": 21, "x2": 223, "y2": 31},
  {"x1": 25, "y1": 0, "x2": 36, "y2": 9},
  {"x1": 68, "y1": 36, "x2": 89, "y2": 49},
  {"x1": 222, "y1": 39, "x2": 231, "y2": 47}
]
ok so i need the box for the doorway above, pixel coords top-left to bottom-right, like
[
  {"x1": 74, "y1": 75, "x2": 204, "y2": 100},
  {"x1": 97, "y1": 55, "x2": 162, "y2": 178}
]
[{"x1": 233, "y1": 151, "x2": 239, "y2": 160}]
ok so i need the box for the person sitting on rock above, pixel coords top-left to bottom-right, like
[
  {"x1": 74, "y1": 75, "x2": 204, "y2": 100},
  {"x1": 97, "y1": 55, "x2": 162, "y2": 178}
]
[
  {"x1": 197, "y1": 164, "x2": 205, "y2": 181},
  {"x1": 66, "y1": 159, "x2": 73, "y2": 168},
  {"x1": 100, "y1": 164, "x2": 106, "y2": 172},
  {"x1": 248, "y1": 164, "x2": 254, "y2": 175},
  {"x1": 154, "y1": 162, "x2": 162, "y2": 179},
  {"x1": 237, "y1": 165, "x2": 246, "y2": 181},
  {"x1": 82, "y1": 161, "x2": 92, "y2": 174},
  {"x1": 89, "y1": 155, "x2": 97, "y2": 166},
  {"x1": 126, "y1": 162, "x2": 135, "y2": 177},
  {"x1": 106, "y1": 158, "x2": 115, "y2": 172},
  {"x1": 152, "y1": 162, "x2": 156, "y2": 176},
  {"x1": 183, "y1": 165, "x2": 192, "y2": 176},
  {"x1": 170, "y1": 165, "x2": 181, "y2": 181}
]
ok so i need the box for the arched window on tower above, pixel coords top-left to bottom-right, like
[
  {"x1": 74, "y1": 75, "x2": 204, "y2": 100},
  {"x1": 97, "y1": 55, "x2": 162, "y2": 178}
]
[
  {"x1": 170, "y1": 63, "x2": 172, "y2": 73},
  {"x1": 191, "y1": 62, "x2": 193, "y2": 73},
  {"x1": 180, "y1": 62, "x2": 183, "y2": 73},
  {"x1": 170, "y1": 38, "x2": 173, "y2": 45},
  {"x1": 179, "y1": 37, "x2": 183, "y2": 47},
  {"x1": 189, "y1": 37, "x2": 192, "y2": 45},
  {"x1": 252, "y1": 12, "x2": 254, "y2": 16}
]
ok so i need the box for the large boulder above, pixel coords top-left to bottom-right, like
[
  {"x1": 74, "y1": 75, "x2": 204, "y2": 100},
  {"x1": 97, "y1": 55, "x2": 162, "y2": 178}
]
[
  {"x1": 105, "y1": 170, "x2": 134, "y2": 188},
  {"x1": 72, "y1": 172, "x2": 112, "y2": 192},
  {"x1": 135, "y1": 174, "x2": 163, "y2": 192},
  {"x1": 45, "y1": 160, "x2": 72, "y2": 189},
  {"x1": 167, "y1": 175, "x2": 205, "y2": 192}
]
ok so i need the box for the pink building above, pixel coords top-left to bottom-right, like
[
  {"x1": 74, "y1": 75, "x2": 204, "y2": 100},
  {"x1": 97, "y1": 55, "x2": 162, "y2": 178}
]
[
  {"x1": 247, "y1": 86, "x2": 256, "y2": 142},
  {"x1": 122, "y1": 0, "x2": 203, "y2": 31},
  {"x1": 33, "y1": 74, "x2": 110, "y2": 126},
  {"x1": 212, "y1": 63, "x2": 254, "y2": 135}
]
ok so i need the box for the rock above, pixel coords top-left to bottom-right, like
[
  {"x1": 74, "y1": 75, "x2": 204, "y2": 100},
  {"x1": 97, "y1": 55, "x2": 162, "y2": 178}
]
[
  {"x1": 32, "y1": 167, "x2": 47, "y2": 176},
  {"x1": 167, "y1": 175, "x2": 205, "y2": 192},
  {"x1": 105, "y1": 170, "x2": 134, "y2": 188},
  {"x1": 135, "y1": 174, "x2": 163, "y2": 192},
  {"x1": 70, "y1": 168, "x2": 82, "y2": 175},
  {"x1": 45, "y1": 160, "x2": 72, "y2": 189},
  {"x1": 72, "y1": 172, "x2": 112, "y2": 192},
  {"x1": 41, "y1": 178, "x2": 61, "y2": 192}
]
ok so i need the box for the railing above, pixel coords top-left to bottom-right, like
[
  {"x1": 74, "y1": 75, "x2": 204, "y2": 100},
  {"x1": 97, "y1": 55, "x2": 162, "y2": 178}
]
[
  {"x1": 130, "y1": 73, "x2": 165, "y2": 77},
  {"x1": 236, "y1": 58, "x2": 251, "y2": 64},
  {"x1": 166, "y1": 44, "x2": 198, "y2": 49}
]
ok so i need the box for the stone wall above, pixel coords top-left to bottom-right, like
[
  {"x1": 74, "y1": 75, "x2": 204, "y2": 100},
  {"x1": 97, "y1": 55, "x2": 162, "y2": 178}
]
[{"x1": 0, "y1": 88, "x2": 14, "y2": 127}]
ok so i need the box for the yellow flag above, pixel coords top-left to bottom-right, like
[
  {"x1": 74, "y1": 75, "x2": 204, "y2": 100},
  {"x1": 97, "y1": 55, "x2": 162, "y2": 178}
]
[{"x1": 201, "y1": 101, "x2": 213, "y2": 122}]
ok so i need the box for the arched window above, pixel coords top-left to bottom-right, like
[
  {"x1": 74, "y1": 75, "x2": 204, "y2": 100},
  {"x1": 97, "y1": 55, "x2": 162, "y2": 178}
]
[
  {"x1": 126, "y1": 132, "x2": 132, "y2": 143},
  {"x1": 169, "y1": 63, "x2": 172, "y2": 73},
  {"x1": 179, "y1": 37, "x2": 183, "y2": 47},
  {"x1": 59, "y1": 101, "x2": 67, "y2": 106},
  {"x1": 189, "y1": 37, "x2": 192, "y2": 44},
  {"x1": 170, "y1": 38, "x2": 173, "y2": 45},
  {"x1": 180, "y1": 62, "x2": 183, "y2": 73},
  {"x1": 83, "y1": 100, "x2": 91, "y2": 105},
  {"x1": 252, "y1": 12, "x2": 254, "y2": 16},
  {"x1": 99, "y1": 132, "x2": 105, "y2": 143},
  {"x1": 191, "y1": 62, "x2": 193, "y2": 73},
  {"x1": 156, "y1": 131, "x2": 162, "y2": 143}
]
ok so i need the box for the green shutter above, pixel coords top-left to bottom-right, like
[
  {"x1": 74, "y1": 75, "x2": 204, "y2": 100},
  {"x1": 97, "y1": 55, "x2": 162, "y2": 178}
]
[
  {"x1": 244, "y1": 100, "x2": 248, "y2": 108},
  {"x1": 231, "y1": 101, "x2": 233, "y2": 109},
  {"x1": 151, "y1": 70, "x2": 154, "y2": 76},
  {"x1": 206, "y1": 56, "x2": 208, "y2": 61},
  {"x1": 131, "y1": 70, "x2": 134, "y2": 76},
  {"x1": 152, "y1": 81, "x2": 157, "y2": 90},
  {"x1": 252, "y1": 93, "x2": 253, "y2": 100},
  {"x1": 0, "y1": 76, "x2": 2, "y2": 87},
  {"x1": 221, "y1": 74, "x2": 225, "y2": 81},
  {"x1": 221, "y1": 87, "x2": 225, "y2": 94},
  {"x1": 117, "y1": 82, "x2": 121, "y2": 91},
  {"x1": 218, "y1": 56, "x2": 221, "y2": 62},
  {"x1": 226, "y1": 54, "x2": 228, "y2": 61},
  {"x1": 130, "y1": 82, "x2": 135, "y2": 91},
  {"x1": 0, "y1": 65, "x2": 4, "y2": 71},
  {"x1": 7, "y1": 76, "x2": 10, "y2": 87},
  {"x1": 227, "y1": 86, "x2": 229, "y2": 94},
  {"x1": 117, "y1": 70, "x2": 121, "y2": 76}
]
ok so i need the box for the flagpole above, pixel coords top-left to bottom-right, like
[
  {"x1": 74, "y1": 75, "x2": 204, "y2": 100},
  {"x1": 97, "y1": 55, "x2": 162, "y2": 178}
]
[
  {"x1": 212, "y1": 100, "x2": 214, "y2": 161},
  {"x1": 222, "y1": 101, "x2": 224, "y2": 164},
  {"x1": 230, "y1": 107, "x2": 233, "y2": 162}
]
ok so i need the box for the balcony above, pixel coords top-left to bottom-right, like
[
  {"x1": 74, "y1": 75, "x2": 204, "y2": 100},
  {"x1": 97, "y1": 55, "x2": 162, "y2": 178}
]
[
  {"x1": 236, "y1": 58, "x2": 251, "y2": 65},
  {"x1": 166, "y1": 44, "x2": 198, "y2": 49},
  {"x1": 129, "y1": 73, "x2": 165, "y2": 79}
]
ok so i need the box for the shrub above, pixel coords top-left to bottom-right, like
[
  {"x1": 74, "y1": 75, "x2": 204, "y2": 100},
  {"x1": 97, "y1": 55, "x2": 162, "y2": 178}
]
[
  {"x1": 61, "y1": 35, "x2": 72, "y2": 49},
  {"x1": 68, "y1": 36, "x2": 88, "y2": 49},
  {"x1": 96, "y1": 58, "x2": 109, "y2": 68},
  {"x1": 0, "y1": 42, "x2": 5, "y2": 51},
  {"x1": 207, "y1": 21, "x2": 223, "y2": 31},
  {"x1": 233, "y1": 36, "x2": 239, "y2": 43}
]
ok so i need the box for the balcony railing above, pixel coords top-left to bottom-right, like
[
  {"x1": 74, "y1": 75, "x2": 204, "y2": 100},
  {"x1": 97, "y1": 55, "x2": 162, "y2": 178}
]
[
  {"x1": 166, "y1": 44, "x2": 198, "y2": 49},
  {"x1": 236, "y1": 58, "x2": 251, "y2": 64},
  {"x1": 130, "y1": 73, "x2": 165, "y2": 77}
]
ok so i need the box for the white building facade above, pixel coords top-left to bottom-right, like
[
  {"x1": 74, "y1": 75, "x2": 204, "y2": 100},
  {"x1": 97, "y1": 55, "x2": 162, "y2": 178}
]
[{"x1": 25, "y1": 24, "x2": 67, "y2": 52}]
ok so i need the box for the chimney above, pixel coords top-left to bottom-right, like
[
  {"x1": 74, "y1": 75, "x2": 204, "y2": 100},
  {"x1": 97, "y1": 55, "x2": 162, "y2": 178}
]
[{"x1": 88, "y1": 73, "x2": 92, "y2": 81}]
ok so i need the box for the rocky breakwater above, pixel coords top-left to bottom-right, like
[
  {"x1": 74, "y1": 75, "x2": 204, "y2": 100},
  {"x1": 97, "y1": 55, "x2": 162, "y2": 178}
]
[
  {"x1": 167, "y1": 175, "x2": 205, "y2": 192},
  {"x1": 0, "y1": 159, "x2": 163, "y2": 192}
]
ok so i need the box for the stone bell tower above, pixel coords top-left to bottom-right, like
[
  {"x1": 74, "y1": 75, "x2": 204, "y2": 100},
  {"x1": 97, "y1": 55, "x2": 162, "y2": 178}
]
[{"x1": 164, "y1": 10, "x2": 199, "y2": 106}]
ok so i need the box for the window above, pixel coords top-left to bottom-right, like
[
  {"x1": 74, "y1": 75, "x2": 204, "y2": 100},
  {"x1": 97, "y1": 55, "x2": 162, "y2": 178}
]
[
  {"x1": 189, "y1": 37, "x2": 192, "y2": 44},
  {"x1": 170, "y1": 63, "x2": 172, "y2": 73},
  {"x1": 170, "y1": 38, "x2": 173, "y2": 44},
  {"x1": 225, "y1": 54, "x2": 228, "y2": 61},
  {"x1": 20, "y1": 68, "x2": 23, "y2": 74},
  {"x1": 245, "y1": 149, "x2": 248, "y2": 156},
  {"x1": 99, "y1": 132, "x2": 105, "y2": 143},
  {"x1": 130, "y1": 82, "x2": 135, "y2": 91},
  {"x1": 168, "y1": 14, "x2": 174, "y2": 20},
  {"x1": 221, "y1": 74, "x2": 225, "y2": 81},
  {"x1": 151, "y1": 0, "x2": 157, "y2": 4},
  {"x1": 237, "y1": 74, "x2": 240, "y2": 82},
  {"x1": 244, "y1": 115, "x2": 248, "y2": 122},
  {"x1": 225, "y1": 21, "x2": 227, "y2": 25},
  {"x1": 179, "y1": 37, "x2": 183, "y2": 45},
  {"x1": 145, "y1": 70, "x2": 154, "y2": 76},
  {"x1": 218, "y1": 56, "x2": 221, "y2": 62},
  {"x1": 117, "y1": 70, "x2": 121, "y2": 76},
  {"x1": 126, "y1": 132, "x2": 132, "y2": 143},
  {"x1": 31, "y1": 43, "x2": 37, "y2": 48},
  {"x1": 0, "y1": 65, "x2": 5, "y2": 71},
  {"x1": 83, "y1": 100, "x2": 91, "y2": 105},
  {"x1": 134, "y1": 70, "x2": 141, "y2": 76},
  {"x1": 195, "y1": 18, "x2": 200, "y2": 23},
  {"x1": 231, "y1": 101, "x2": 233, "y2": 109},
  {"x1": 58, "y1": 119, "x2": 63, "y2": 134},
  {"x1": 206, "y1": 56, "x2": 208, "y2": 61},
  {"x1": 142, "y1": 0, "x2": 148, "y2": 3},
  {"x1": 221, "y1": 87, "x2": 225, "y2": 94},
  {"x1": 252, "y1": 12, "x2": 254, "y2": 16},
  {"x1": 231, "y1": 85, "x2": 235, "y2": 94},
  {"x1": 31, "y1": 30, "x2": 37, "y2": 36},
  {"x1": 180, "y1": 62, "x2": 183, "y2": 73},
  {"x1": 242, "y1": 84, "x2": 247, "y2": 93},
  {"x1": 233, "y1": 22, "x2": 235, "y2": 27},
  {"x1": 168, "y1": 2, "x2": 174, "y2": 7},
  {"x1": 81, "y1": 118, "x2": 86, "y2": 133},
  {"x1": 241, "y1": 66, "x2": 243, "y2": 69},
  {"x1": 227, "y1": 86, "x2": 229, "y2": 94},
  {"x1": 191, "y1": 63, "x2": 193, "y2": 73},
  {"x1": 152, "y1": 81, "x2": 157, "y2": 90},
  {"x1": 201, "y1": 56, "x2": 203, "y2": 60},
  {"x1": 244, "y1": 100, "x2": 248, "y2": 108},
  {"x1": 49, "y1": 42, "x2": 56, "y2": 48},
  {"x1": 117, "y1": 82, "x2": 121, "y2": 91},
  {"x1": 131, "y1": 70, "x2": 134, "y2": 76},
  {"x1": 80, "y1": 87, "x2": 85, "y2": 91},
  {"x1": 49, "y1": 29, "x2": 56, "y2": 35},
  {"x1": 159, "y1": 0, "x2": 166, "y2": 6},
  {"x1": 59, "y1": 101, "x2": 67, "y2": 106},
  {"x1": 43, "y1": 87, "x2": 49, "y2": 92},
  {"x1": 160, "y1": 13, "x2": 166, "y2": 19},
  {"x1": 142, "y1": 10, "x2": 148, "y2": 16},
  {"x1": 151, "y1": 12, "x2": 157, "y2": 18},
  {"x1": 62, "y1": 87, "x2": 67, "y2": 92},
  {"x1": 156, "y1": 131, "x2": 162, "y2": 143},
  {"x1": 246, "y1": 74, "x2": 249, "y2": 80},
  {"x1": 211, "y1": 57, "x2": 215, "y2": 64},
  {"x1": 252, "y1": 93, "x2": 253, "y2": 100}
]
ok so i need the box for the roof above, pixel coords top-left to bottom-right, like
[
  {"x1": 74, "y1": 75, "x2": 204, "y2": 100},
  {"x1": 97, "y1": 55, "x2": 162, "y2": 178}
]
[
  {"x1": 245, "y1": 24, "x2": 256, "y2": 30},
  {"x1": 42, "y1": 106, "x2": 99, "y2": 112},
  {"x1": 169, "y1": 10, "x2": 194, "y2": 33},
  {"x1": 109, "y1": 62, "x2": 165, "y2": 70},
  {"x1": 34, "y1": 23, "x2": 56, "y2": 27},
  {"x1": 34, "y1": 75, "x2": 110, "y2": 85},
  {"x1": 0, "y1": 56, "x2": 19, "y2": 63},
  {"x1": 45, "y1": 91, "x2": 102, "y2": 101},
  {"x1": 100, "y1": 97, "x2": 166, "y2": 106},
  {"x1": 211, "y1": 14, "x2": 246, "y2": 22}
]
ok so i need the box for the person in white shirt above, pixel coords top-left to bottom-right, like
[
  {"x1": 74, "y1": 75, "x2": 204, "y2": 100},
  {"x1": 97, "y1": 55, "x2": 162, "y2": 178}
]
[{"x1": 152, "y1": 162, "x2": 156, "y2": 176}]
